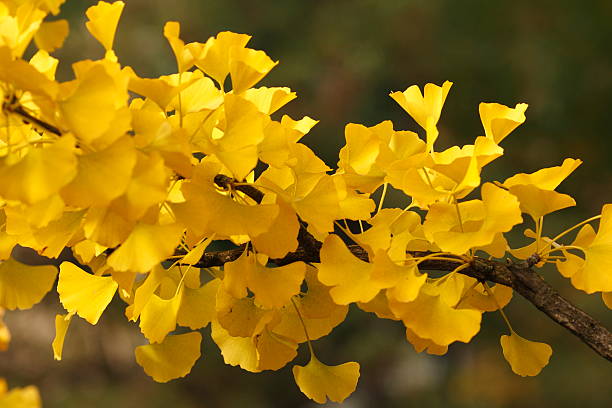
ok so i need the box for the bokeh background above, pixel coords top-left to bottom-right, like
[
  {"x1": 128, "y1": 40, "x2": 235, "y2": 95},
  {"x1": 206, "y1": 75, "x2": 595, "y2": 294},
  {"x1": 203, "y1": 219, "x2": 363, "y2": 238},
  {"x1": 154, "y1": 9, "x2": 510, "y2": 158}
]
[{"x1": 2, "y1": 0, "x2": 612, "y2": 406}]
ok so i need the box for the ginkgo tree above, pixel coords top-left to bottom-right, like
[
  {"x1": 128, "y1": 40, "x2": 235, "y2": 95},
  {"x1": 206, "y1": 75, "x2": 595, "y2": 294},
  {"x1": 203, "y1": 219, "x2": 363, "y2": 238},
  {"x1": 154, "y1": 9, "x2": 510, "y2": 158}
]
[{"x1": 0, "y1": 0, "x2": 610, "y2": 406}]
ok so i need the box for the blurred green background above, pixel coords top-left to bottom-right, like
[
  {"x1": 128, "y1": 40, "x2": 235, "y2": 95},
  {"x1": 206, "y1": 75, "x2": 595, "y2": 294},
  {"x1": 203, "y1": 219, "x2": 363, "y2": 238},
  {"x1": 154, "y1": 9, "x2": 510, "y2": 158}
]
[{"x1": 2, "y1": 0, "x2": 612, "y2": 406}]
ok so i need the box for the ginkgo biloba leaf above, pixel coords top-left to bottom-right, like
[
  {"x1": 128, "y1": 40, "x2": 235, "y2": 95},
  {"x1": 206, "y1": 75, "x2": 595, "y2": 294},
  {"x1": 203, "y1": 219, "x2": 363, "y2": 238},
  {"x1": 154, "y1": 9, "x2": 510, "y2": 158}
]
[
  {"x1": 500, "y1": 332, "x2": 552, "y2": 377},
  {"x1": 0, "y1": 258, "x2": 58, "y2": 310},
  {"x1": 85, "y1": 0, "x2": 124, "y2": 51},
  {"x1": 34, "y1": 19, "x2": 68, "y2": 52},
  {"x1": 139, "y1": 288, "x2": 182, "y2": 343},
  {"x1": 317, "y1": 234, "x2": 380, "y2": 305},
  {"x1": 389, "y1": 284, "x2": 482, "y2": 346},
  {"x1": 135, "y1": 331, "x2": 202, "y2": 383},
  {"x1": 52, "y1": 313, "x2": 73, "y2": 360},
  {"x1": 210, "y1": 320, "x2": 260, "y2": 372},
  {"x1": 479, "y1": 102, "x2": 528, "y2": 144},
  {"x1": 247, "y1": 261, "x2": 306, "y2": 310},
  {"x1": 570, "y1": 204, "x2": 612, "y2": 293},
  {"x1": 107, "y1": 222, "x2": 183, "y2": 274},
  {"x1": 57, "y1": 262, "x2": 117, "y2": 324},
  {"x1": 177, "y1": 278, "x2": 220, "y2": 330},
  {"x1": 292, "y1": 356, "x2": 360, "y2": 404}
]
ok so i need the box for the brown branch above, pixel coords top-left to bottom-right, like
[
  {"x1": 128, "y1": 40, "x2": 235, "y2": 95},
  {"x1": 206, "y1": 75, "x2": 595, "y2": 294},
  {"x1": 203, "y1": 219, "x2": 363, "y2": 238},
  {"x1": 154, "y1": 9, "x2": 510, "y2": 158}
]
[
  {"x1": 188, "y1": 175, "x2": 612, "y2": 362},
  {"x1": 4, "y1": 103, "x2": 62, "y2": 136}
]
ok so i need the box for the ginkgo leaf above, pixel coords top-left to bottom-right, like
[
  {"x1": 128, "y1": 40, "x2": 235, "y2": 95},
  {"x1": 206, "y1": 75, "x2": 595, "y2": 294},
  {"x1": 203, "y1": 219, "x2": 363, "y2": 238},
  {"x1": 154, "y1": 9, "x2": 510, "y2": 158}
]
[
  {"x1": 247, "y1": 261, "x2": 306, "y2": 310},
  {"x1": 0, "y1": 382, "x2": 41, "y2": 407},
  {"x1": 135, "y1": 331, "x2": 202, "y2": 383},
  {"x1": 177, "y1": 278, "x2": 220, "y2": 330},
  {"x1": 163, "y1": 21, "x2": 195, "y2": 72},
  {"x1": 107, "y1": 222, "x2": 183, "y2": 274},
  {"x1": 229, "y1": 47, "x2": 278, "y2": 94},
  {"x1": 405, "y1": 327, "x2": 448, "y2": 356},
  {"x1": 221, "y1": 249, "x2": 251, "y2": 299},
  {"x1": 59, "y1": 64, "x2": 126, "y2": 145},
  {"x1": 243, "y1": 87, "x2": 296, "y2": 114},
  {"x1": 390, "y1": 81, "x2": 452, "y2": 132},
  {"x1": 60, "y1": 136, "x2": 137, "y2": 207},
  {"x1": 126, "y1": 266, "x2": 165, "y2": 321},
  {"x1": 85, "y1": 0, "x2": 125, "y2": 51},
  {"x1": 34, "y1": 19, "x2": 69, "y2": 52},
  {"x1": 602, "y1": 292, "x2": 612, "y2": 309},
  {"x1": 0, "y1": 307, "x2": 10, "y2": 350},
  {"x1": 292, "y1": 356, "x2": 360, "y2": 404},
  {"x1": 195, "y1": 31, "x2": 252, "y2": 86},
  {"x1": 210, "y1": 320, "x2": 260, "y2": 372},
  {"x1": 389, "y1": 285, "x2": 482, "y2": 346},
  {"x1": 0, "y1": 258, "x2": 58, "y2": 310},
  {"x1": 317, "y1": 234, "x2": 379, "y2": 305},
  {"x1": 0, "y1": 136, "x2": 77, "y2": 204},
  {"x1": 216, "y1": 288, "x2": 276, "y2": 338},
  {"x1": 57, "y1": 262, "x2": 117, "y2": 325},
  {"x1": 479, "y1": 102, "x2": 528, "y2": 144},
  {"x1": 500, "y1": 332, "x2": 552, "y2": 377},
  {"x1": 571, "y1": 204, "x2": 612, "y2": 293},
  {"x1": 52, "y1": 313, "x2": 73, "y2": 360},
  {"x1": 139, "y1": 288, "x2": 182, "y2": 343},
  {"x1": 254, "y1": 328, "x2": 298, "y2": 371}
]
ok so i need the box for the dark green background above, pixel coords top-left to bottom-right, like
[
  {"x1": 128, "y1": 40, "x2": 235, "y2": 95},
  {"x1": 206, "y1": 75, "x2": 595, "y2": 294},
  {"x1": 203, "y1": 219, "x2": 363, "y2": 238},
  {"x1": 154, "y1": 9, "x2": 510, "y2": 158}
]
[{"x1": 3, "y1": 1, "x2": 612, "y2": 407}]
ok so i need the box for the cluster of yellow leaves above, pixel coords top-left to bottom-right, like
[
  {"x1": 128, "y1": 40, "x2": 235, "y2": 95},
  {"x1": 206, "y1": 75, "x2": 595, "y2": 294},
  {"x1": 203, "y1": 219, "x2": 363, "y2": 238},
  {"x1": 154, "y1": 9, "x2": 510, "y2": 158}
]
[{"x1": 0, "y1": 0, "x2": 609, "y2": 404}]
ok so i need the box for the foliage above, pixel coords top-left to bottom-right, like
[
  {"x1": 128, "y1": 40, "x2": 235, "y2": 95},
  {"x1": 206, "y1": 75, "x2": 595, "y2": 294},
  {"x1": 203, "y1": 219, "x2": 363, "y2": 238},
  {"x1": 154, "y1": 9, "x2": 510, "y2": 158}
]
[{"x1": 0, "y1": 0, "x2": 609, "y2": 405}]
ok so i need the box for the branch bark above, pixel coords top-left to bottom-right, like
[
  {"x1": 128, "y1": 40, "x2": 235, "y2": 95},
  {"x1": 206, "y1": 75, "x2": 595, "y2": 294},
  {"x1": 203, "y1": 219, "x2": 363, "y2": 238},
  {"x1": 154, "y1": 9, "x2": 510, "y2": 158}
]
[{"x1": 194, "y1": 175, "x2": 612, "y2": 362}]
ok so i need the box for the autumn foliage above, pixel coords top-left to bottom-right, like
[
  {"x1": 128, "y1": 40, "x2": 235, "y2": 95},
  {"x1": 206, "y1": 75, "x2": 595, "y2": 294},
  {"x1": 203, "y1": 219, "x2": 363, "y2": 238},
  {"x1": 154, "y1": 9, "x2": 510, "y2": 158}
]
[{"x1": 0, "y1": 1, "x2": 610, "y2": 406}]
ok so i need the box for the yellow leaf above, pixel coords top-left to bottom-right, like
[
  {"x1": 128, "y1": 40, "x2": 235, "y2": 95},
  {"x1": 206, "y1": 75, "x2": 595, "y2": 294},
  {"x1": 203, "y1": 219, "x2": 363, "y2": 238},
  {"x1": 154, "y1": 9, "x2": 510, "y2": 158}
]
[
  {"x1": 0, "y1": 258, "x2": 57, "y2": 310},
  {"x1": 390, "y1": 81, "x2": 452, "y2": 132},
  {"x1": 61, "y1": 136, "x2": 137, "y2": 207},
  {"x1": 195, "y1": 31, "x2": 251, "y2": 86},
  {"x1": 254, "y1": 328, "x2": 298, "y2": 371},
  {"x1": 251, "y1": 198, "x2": 299, "y2": 258},
  {"x1": 507, "y1": 184, "x2": 576, "y2": 220},
  {"x1": 504, "y1": 158, "x2": 582, "y2": 191},
  {"x1": 163, "y1": 21, "x2": 196, "y2": 72},
  {"x1": 500, "y1": 332, "x2": 552, "y2": 377},
  {"x1": 59, "y1": 64, "x2": 127, "y2": 145},
  {"x1": 85, "y1": 0, "x2": 124, "y2": 51},
  {"x1": 0, "y1": 308, "x2": 10, "y2": 351},
  {"x1": 247, "y1": 261, "x2": 306, "y2": 309},
  {"x1": 292, "y1": 356, "x2": 360, "y2": 404},
  {"x1": 317, "y1": 235, "x2": 379, "y2": 305},
  {"x1": 175, "y1": 161, "x2": 278, "y2": 239},
  {"x1": 126, "y1": 266, "x2": 165, "y2": 321},
  {"x1": 0, "y1": 383, "x2": 41, "y2": 408},
  {"x1": 216, "y1": 288, "x2": 275, "y2": 338},
  {"x1": 57, "y1": 262, "x2": 117, "y2": 324},
  {"x1": 177, "y1": 278, "x2": 220, "y2": 330},
  {"x1": 52, "y1": 312, "x2": 73, "y2": 360},
  {"x1": 34, "y1": 19, "x2": 68, "y2": 52},
  {"x1": 211, "y1": 320, "x2": 260, "y2": 372},
  {"x1": 107, "y1": 222, "x2": 183, "y2": 273},
  {"x1": 479, "y1": 102, "x2": 528, "y2": 144},
  {"x1": 423, "y1": 183, "x2": 522, "y2": 254},
  {"x1": 405, "y1": 327, "x2": 448, "y2": 356},
  {"x1": 109, "y1": 152, "x2": 169, "y2": 220},
  {"x1": 0, "y1": 136, "x2": 77, "y2": 204},
  {"x1": 221, "y1": 249, "x2": 251, "y2": 299},
  {"x1": 571, "y1": 204, "x2": 612, "y2": 293},
  {"x1": 139, "y1": 288, "x2": 182, "y2": 343},
  {"x1": 243, "y1": 86, "x2": 296, "y2": 114},
  {"x1": 229, "y1": 46, "x2": 278, "y2": 93},
  {"x1": 602, "y1": 292, "x2": 612, "y2": 309},
  {"x1": 135, "y1": 331, "x2": 201, "y2": 383},
  {"x1": 389, "y1": 285, "x2": 482, "y2": 346}
]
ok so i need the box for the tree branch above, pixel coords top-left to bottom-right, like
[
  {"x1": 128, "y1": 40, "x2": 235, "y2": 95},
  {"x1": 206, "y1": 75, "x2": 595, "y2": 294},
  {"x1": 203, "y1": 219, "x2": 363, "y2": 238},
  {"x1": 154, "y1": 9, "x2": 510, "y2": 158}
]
[{"x1": 188, "y1": 175, "x2": 612, "y2": 362}]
